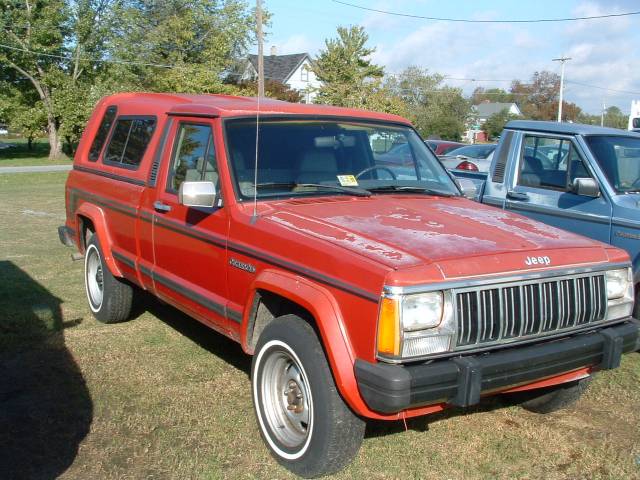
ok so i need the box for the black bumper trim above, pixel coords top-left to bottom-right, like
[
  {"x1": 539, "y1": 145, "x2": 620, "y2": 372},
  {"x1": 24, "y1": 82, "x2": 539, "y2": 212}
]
[
  {"x1": 58, "y1": 226, "x2": 75, "y2": 247},
  {"x1": 355, "y1": 319, "x2": 639, "y2": 414}
]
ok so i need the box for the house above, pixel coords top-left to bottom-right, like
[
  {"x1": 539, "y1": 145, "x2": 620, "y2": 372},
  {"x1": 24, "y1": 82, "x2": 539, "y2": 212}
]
[
  {"x1": 464, "y1": 102, "x2": 522, "y2": 143},
  {"x1": 474, "y1": 102, "x2": 522, "y2": 122},
  {"x1": 240, "y1": 48, "x2": 322, "y2": 103}
]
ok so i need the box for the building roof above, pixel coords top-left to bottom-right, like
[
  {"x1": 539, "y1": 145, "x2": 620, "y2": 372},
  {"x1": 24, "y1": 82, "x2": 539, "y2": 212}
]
[
  {"x1": 474, "y1": 102, "x2": 520, "y2": 118},
  {"x1": 98, "y1": 92, "x2": 411, "y2": 125},
  {"x1": 505, "y1": 120, "x2": 640, "y2": 137},
  {"x1": 247, "y1": 53, "x2": 309, "y2": 83}
]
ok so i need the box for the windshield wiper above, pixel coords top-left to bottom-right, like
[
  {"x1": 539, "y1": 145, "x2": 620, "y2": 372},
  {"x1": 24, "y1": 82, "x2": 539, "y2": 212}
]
[
  {"x1": 366, "y1": 185, "x2": 456, "y2": 197},
  {"x1": 254, "y1": 182, "x2": 371, "y2": 197}
]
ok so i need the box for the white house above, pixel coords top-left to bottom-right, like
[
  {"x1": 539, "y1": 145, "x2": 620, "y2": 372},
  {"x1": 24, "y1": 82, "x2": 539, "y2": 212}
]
[
  {"x1": 241, "y1": 49, "x2": 322, "y2": 103},
  {"x1": 464, "y1": 102, "x2": 523, "y2": 142}
]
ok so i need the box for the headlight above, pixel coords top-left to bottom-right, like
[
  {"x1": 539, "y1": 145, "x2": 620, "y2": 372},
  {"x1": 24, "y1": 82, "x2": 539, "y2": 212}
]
[
  {"x1": 377, "y1": 290, "x2": 455, "y2": 360},
  {"x1": 401, "y1": 292, "x2": 443, "y2": 331},
  {"x1": 606, "y1": 268, "x2": 632, "y2": 300},
  {"x1": 605, "y1": 267, "x2": 634, "y2": 321}
]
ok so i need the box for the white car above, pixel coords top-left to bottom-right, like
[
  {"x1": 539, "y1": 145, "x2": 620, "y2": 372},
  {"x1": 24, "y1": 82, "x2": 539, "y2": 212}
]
[{"x1": 439, "y1": 144, "x2": 497, "y2": 172}]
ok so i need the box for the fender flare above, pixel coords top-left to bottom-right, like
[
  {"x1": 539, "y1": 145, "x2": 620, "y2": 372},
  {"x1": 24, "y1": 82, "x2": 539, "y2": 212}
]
[
  {"x1": 242, "y1": 268, "x2": 372, "y2": 415},
  {"x1": 75, "y1": 203, "x2": 123, "y2": 278}
]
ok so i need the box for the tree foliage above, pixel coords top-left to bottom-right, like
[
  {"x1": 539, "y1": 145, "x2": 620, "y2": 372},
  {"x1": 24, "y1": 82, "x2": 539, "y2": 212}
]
[
  {"x1": 311, "y1": 25, "x2": 387, "y2": 109},
  {"x1": 509, "y1": 71, "x2": 581, "y2": 121},
  {"x1": 238, "y1": 79, "x2": 302, "y2": 102},
  {"x1": 577, "y1": 105, "x2": 628, "y2": 129},
  {"x1": 0, "y1": 0, "x2": 257, "y2": 158},
  {"x1": 472, "y1": 87, "x2": 515, "y2": 104},
  {"x1": 112, "y1": 0, "x2": 258, "y2": 93},
  {"x1": 386, "y1": 67, "x2": 470, "y2": 140},
  {"x1": 482, "y1": 108, "x2": 521, "y2": 140}
]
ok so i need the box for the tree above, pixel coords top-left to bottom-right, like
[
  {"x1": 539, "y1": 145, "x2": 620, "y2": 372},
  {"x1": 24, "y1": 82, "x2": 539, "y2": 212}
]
[
  {"x1": 510, "y1": 71, "x2": 581, "y2": 121},
  {"x1": 603, "y1": 106, "x2": 627, "y2": 129},
  {"x1": 312, "y1": 25, "x2": 385, "y2": 108},
  {"x1": 577, "y1": 105, "x2": 628, "y2": 129},
  {"x1": 472, "y1": 87, "x2": 515, "y2": 104},
  {"x1": 111, "y1": 0, "x2": 258, "y2": 94},
  {"x1": 239, "y1": 80, "x2": 302, "y2": 102},
  {"x1": 386, "y1": 66, "x2": 470, "y2": 140},
  {"x1": 0, "y1": 0, "x2": 123, "y2": 159},
  {"x1": 1, "y1": 1, "x2": 259, "y2": 157},
  {"x1": 482, "y1": 108, "x2": 520, "y2": 140}
]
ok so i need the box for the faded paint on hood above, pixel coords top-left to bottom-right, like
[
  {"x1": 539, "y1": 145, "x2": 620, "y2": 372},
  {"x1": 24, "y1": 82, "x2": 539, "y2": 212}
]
[{"x1": 265, "y1": 195, "x2": 604, "y2": 269}]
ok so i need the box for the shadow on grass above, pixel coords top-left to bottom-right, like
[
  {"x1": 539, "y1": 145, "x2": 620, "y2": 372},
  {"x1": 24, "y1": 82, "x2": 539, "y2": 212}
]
[
  {"x1": 0, "y1": 139, "x2": 50, "y2": 161},
  {"x1": 131, "y1": 291, "x2": 252, "y2": 375},
  {"x1": 365, "y1": 396, "x2": 509, "y2": 439},
  {"x1": 131, "y1": 291, "x2": 512, "y2": 439},
  {"x1": 0, "y1": 261, "x2": 92, "y2": 479}
]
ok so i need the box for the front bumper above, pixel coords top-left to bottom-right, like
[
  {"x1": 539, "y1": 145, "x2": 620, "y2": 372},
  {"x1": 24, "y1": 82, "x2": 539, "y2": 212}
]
[{"x1": 355, "y1": 319, "x2": 639, "y2": 414}]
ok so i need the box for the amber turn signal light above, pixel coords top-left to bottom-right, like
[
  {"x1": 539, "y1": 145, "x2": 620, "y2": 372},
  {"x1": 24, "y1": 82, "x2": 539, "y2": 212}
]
[{"x1": 377, "y1": 297, "x2": 400, "y2": 356}]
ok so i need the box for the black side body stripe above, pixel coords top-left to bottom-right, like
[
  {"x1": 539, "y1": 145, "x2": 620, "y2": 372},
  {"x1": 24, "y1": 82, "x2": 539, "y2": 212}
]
[
  {"x1": 74, "y1": 164, "x2": 147, "y2": 186},
  {"x1": 71, "y1": 188, "x2": 379, "y2": 303}
]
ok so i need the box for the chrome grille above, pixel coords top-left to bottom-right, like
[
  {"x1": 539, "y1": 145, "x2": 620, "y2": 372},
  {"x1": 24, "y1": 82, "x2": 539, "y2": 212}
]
[{"x1": 455, "y1": 273, "x2": 606, "y2": 348}]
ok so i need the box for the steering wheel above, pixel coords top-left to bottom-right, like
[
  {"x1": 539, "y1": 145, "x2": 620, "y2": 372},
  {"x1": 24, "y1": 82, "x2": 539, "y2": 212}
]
[{"x1": 355, "y1": 165, "x2": 397, "y2": 180}]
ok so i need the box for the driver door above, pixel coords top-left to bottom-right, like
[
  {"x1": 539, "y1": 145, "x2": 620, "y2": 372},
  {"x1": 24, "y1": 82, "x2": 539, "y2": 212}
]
[
  {"x1": 505, "y1": 133, "x2": 611, "y2": 242},
  {"x1": 152, "y1": 119, "x2": 230, "y2": 331}
]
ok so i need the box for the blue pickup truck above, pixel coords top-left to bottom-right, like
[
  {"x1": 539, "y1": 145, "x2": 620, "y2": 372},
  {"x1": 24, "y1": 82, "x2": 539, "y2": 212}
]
[{"x1": 453, "y1": 120, "x2": 640, "y2": 311}]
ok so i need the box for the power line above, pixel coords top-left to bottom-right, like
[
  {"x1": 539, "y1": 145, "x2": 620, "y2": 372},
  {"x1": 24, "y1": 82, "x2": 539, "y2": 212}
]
[
  {"x1": 0, "y1": 42, "x2": 175, "y2": 69},
  {"x1": 565, "y1": 79, "x2": 640, "y2": 96},
  {"x1": 332, "y1": 0, "x2": 640, "y2": 23}
]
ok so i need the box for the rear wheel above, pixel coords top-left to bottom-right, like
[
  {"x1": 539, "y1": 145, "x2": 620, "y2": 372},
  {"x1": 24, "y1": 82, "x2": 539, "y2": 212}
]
[
  {"x1": 504, "y1": 377, "x2": 592, "y2": 414},
  {"x1": 84, "y1": 235, "x2": 133, "y2": 323},
  {"x1": 252, "y1": 315, "x2": 365, "y2": 478}
]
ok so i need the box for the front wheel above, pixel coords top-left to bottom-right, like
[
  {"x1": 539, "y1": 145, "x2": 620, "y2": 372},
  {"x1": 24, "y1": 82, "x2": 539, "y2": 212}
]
[
  {"x1": 252, "y1": 315, "x2": 365, "y2": 478},
  {"x1": 504, "y1": 377, "x2": 592, "y2": 414}
]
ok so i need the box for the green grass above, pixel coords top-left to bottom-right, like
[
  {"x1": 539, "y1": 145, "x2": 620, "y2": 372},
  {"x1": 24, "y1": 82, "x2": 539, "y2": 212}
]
[
  {"x1": 0, "y1": 172, "x2": 639, "y2": 479},
  {"x1": 0, "y1": 137, "x2": 71, "y2": 167}
]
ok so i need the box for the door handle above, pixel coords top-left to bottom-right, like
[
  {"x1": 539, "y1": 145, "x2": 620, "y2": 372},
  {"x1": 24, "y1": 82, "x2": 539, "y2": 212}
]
[
  {"x1": 153, "y1": 201, "x2": 172, "y2": 213},
  {"x1": 506, "y1": 190, "x2": 529, "y2": 201}
]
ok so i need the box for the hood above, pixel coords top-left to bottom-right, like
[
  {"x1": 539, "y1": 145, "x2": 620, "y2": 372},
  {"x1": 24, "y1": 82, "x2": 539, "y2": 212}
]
[
  {"x1": 612, "y1": 192, "x2": 640, "y2": 211},
  {"x1": 264, "y1": 195, "x2": 607, "y2": 272}
]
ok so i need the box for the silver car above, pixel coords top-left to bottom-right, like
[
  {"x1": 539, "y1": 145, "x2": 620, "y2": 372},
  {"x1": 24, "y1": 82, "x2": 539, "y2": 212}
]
[{"x1": 439, "y1": 144, "x2": 497, "y2": 172}]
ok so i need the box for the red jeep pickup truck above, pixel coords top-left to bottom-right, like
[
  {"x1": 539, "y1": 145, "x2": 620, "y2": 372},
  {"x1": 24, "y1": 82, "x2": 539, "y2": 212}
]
[{"x1": 60, "y1": 93, "x2": 639, "y2": 478}]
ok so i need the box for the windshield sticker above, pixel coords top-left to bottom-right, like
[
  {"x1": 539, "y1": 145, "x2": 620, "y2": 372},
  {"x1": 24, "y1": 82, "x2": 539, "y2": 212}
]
[{"x1": 337, "y1": 175, "x2": 359, "y2": 187}]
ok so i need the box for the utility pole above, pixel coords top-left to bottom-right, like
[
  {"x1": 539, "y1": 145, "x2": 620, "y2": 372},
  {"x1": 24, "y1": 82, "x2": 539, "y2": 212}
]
[
  {"x1": 552, "y1": 56, "x2": 571, "y2": 122},
  {"x1": 256, "y1": 0, "x2": 265, "y2": 98},
  {"x1": 601, "y1": 99, "x2": 606, "y2": 127}
]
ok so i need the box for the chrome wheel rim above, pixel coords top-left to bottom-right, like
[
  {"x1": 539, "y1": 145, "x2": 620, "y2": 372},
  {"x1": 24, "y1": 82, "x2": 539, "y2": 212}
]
[
  {"x1": 260, "y1": 348, "x2": 312, "y2": 449},
  {"x1": 85, "y1": 245, "x2": 104, "y2": 310}
]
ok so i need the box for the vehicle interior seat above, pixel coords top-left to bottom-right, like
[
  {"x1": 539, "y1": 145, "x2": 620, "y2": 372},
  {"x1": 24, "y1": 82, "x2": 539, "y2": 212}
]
[
  {"x1": 185, "y1": 155, "x2": 219, "y2": 185},
  {"x1": 520, "y1": 155, "x2": 543, "y2": 187},
  {"x1": 296, "y1": 150, "x2": 338, "y2": 184},
  {"x1": 185, "y1": 156, "x2": 204, "y2": 181}
]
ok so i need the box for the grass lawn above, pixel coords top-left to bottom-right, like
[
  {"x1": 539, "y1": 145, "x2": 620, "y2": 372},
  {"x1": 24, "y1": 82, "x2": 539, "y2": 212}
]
[
  {"x1": 0, "y1": 172, "x2": 639, "y2": 479},
  {"x1": 0, "y1": 137, "x2": 71, "y2": 167}
]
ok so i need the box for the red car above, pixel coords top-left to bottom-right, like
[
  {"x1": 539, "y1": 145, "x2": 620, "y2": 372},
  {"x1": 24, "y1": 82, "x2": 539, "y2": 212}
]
[
  {"x1": 59, "y1": 93, "x2": 638, "y2": 478},
  {"x1": 425, "y1": 139, "x2": 465, "y2": 155}
]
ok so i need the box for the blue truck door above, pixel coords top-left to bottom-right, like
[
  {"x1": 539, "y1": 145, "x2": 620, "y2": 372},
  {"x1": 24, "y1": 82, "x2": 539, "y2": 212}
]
[{"x1": 504, "y1": 133, "x2": 611, "y2": 242}]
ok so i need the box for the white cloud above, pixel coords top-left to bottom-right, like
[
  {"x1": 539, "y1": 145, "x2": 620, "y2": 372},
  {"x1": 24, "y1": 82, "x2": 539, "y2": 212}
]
[
  {"x1": 365, "y1": 1, "x2": 639, "y2": 113},
  {"x1": 268, "y1": 34, "x2": 321, "y2": 56}
]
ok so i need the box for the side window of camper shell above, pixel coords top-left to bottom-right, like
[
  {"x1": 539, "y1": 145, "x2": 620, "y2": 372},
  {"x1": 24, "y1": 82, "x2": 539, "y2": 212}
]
[
  {"x1": 103, "y1": 116, "x2": 157, "y2": 169},
  {"x1": 88, "y1": 106, "x2": 117, "y2": 162}
]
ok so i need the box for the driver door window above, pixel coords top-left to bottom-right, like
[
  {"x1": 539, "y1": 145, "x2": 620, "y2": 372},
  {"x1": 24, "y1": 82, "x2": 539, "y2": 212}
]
[
  {"x1": 518, "y1": 135, "x2": 591, "y2": 191},
  {"x1": 168, "y1": 123, "x2": 218, "y2": 193}
]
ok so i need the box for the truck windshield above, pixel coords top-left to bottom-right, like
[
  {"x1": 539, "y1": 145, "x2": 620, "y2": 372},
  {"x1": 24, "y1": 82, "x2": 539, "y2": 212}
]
[
  {"x1": 585, "y1": 135, "x2": 640, "y2": 193},
  {"x1": 224, "y1": 118, "x2": 458, "y2": 199}
]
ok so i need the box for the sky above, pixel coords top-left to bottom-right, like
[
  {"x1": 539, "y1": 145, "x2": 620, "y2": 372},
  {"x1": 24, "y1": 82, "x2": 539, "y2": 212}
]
[{"x1": 262, "y1": 0, "x2": 639, "y2": 114}]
